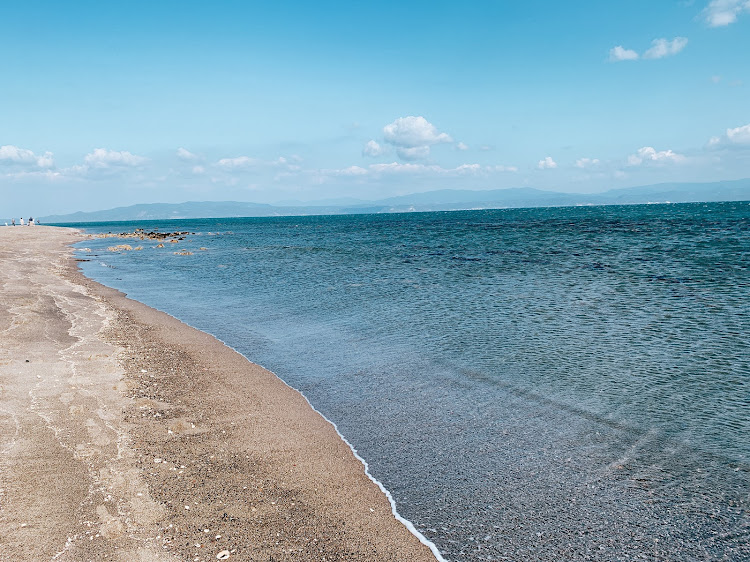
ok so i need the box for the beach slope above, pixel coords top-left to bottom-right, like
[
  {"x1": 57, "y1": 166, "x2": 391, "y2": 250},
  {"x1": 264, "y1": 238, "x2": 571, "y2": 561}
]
[{"x1": 0, "y1": 226, "x2": 437, "y2": 561}]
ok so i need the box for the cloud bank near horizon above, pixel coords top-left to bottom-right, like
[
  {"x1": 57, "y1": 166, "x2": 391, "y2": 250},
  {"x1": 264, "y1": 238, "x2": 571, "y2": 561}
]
[{"x1": 2, "y1": 117, "x2": 747, "y2": 214}]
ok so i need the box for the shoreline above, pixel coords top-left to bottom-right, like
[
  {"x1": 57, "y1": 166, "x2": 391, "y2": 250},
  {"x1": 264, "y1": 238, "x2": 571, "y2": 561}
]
[{"x1": 0, "y1": 225, "x2": 438, "y2": 561}]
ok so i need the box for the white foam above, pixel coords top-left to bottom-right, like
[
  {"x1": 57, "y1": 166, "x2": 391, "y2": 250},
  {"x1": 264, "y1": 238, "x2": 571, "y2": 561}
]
[{"x1": 284, "y1": 378, "x2": 448, "y2": 562}]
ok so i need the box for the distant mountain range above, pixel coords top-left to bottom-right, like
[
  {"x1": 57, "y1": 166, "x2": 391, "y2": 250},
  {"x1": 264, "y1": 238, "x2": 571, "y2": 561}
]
[{"x1": 40, "y1": 179, "x2": 750, "y2": 224}]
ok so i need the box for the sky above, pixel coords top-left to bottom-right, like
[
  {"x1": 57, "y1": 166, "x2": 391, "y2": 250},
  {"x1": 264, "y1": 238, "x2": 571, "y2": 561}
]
[{"x1": 1, "y1": 0, "x2": 749, "y2": 215}]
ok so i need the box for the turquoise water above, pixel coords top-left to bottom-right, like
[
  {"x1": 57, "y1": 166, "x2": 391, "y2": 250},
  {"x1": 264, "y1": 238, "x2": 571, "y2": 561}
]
[{"x1": 71, "y1": 202, "x2": 750, "y2": 560}]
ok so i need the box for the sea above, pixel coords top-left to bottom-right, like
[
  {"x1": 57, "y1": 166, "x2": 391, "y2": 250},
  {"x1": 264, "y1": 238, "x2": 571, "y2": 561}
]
[{"x1": 68, "y1": 201, "x2": 749, "y2": 561}]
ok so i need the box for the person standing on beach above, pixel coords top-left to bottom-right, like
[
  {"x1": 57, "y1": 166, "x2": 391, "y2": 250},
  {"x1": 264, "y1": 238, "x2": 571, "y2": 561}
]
[
  {"x1": 11, "y1": 218, "x2": 15, "y2": 226},
  {"x1": 29, "y1": 217, "x2": 34, "y2": 226},
  {"x1": 19, "y1": 217, "x2": 24, "y2": 226}
]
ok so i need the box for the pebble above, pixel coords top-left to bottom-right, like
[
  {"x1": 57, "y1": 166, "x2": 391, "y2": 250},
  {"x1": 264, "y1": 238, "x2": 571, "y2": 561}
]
[{"x1": 217, "y1": 550, "x2": 231, "y2": 560}]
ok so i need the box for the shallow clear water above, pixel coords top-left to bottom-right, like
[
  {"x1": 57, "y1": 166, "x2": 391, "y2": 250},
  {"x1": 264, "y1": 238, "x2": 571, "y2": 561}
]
[{"x1": 71, "y1": 202, "x2": 750, "y2": 560}]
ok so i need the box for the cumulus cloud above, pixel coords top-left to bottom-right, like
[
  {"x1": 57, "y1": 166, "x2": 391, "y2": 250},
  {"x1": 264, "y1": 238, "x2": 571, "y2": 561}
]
[
  {"x1": 575, "y1": 157, "x2": 600, "y2": 168},
  {"x1": 383, "y1": 116, "x2": 453, "y2": 147},
  {"x1": 538, "y1": 156, "x2": 558, "y2": 169},
  {"x1": 0, "y1": 145, "x2": 55, "y2": 168},
  {"x1": 644, "y1": 37, "x2": 688, "y2": 59},
  {"x1": 703, "y1": 0, "x2": 750, "y2": 26},
  {"x1": 726, "y1": 123, "x2": 750, "y2": 143},
  {"x1": 177, "y1": 147, "x2": 199, "y2": 160},
  {"x1": 382, "y1": 116, "x2": 453, "y2": 160},
  {"x1": 84, "y1": 148, "x2": 146, "y2": 168},
  {"x1": 627, "y1": 146, "x2": 685, "y2": 165},
  {"x1": 362, "y1": 140, "x2": 386, "y2": 157},
  {"x1": 708, "y1": 122, "x2": 750, "y2": 147},
  {"x1": 456, "y1": 142, "x2": 469, "y2": 151},
  {"x1": 609, "y1": 46, "x2": 639, "y2": 62}
]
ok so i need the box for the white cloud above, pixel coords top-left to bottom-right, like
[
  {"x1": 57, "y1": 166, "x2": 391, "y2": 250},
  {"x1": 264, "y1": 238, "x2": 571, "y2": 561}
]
[
  {"x1": 703, "y1": 0, "x2": 750, "y2": 26},
  {"x1": 37, "y1": 153, "x2": 55, "y2": 168},
  {"x1": 643, "y1": 37, "x2": 688, "y2": 59},
  {"x1": 610, "y1": 38, "x2": 688, "y2": 62},
  {"x1": 215, "y1": 155, "x2": 302, "y2": 176},
  {"x1": 217, "y1": 156, "x2": 258, "y2": 169},
  {"x1": 0, "y1": 145, "x2": 55, "y2": 168},
  {"x1": 381, "y1": 116, "x2": 453, "y2": 160},
  {"x1": 457, "y1": 142, "x2": 469, "y2": 151},
  {"x1": 708, "y1": 122, "x2": 750, "y2": 147},
  {"x1": 55, "y1": 150, "x2": 146, "y2": 180},
  {"x1": 538, "y1": 156, "x2": 558, "y2": 169},
  {"x1": 362, "y1": 140, "x2": 386, "y2": 157},
  {"x1": 455, "y1": 164, "x2": 481, "y2": 173},
  {"x1": 84, "y1": 148, "x2": 146, "y2": 168},
  {"x1": 383, "y1": 116, "x2": 453, "y2": 147},
  {"x1": 726, "y1": 123, "x2": 750, "y2": 143},
  {"x1": 177, "y1": 147, "x2": 199, "y2": 160},
  {"x1": 324, "y1": 165, "x2": 369, "y2": 176},
  {"x1": 575, "y1": 157, "x2": 600, "y2": 168},
  {"x1": 192, "y1": 165, "x2": 206, "y2": 174},
  {"x1": 627, "y1": 146, "x2": 685, "y2": 165},
  {"x1": 397, "y1": 146, "x2": 431, "y2": 161},
  {"x1": 609, "y1": 46, "x2": 639, "y2": 62}
]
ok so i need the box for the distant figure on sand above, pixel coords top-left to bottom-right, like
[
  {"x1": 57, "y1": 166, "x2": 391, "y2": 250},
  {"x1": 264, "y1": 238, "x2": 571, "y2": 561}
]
[
  {"x1": 19, "y1": 218, "x2": 24, "y2": 226},
  {"x1": 29, "y1": 217, "x2": 34, "y2": 226},
  {"x1": 11, "y1": 218, "x2": 15, "y2": 226}
]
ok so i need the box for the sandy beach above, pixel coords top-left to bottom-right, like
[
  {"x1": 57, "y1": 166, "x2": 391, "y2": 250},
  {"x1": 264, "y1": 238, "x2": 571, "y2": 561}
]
[{"x1": 0, "y1": 225, "x2": 437, "y2": 561}]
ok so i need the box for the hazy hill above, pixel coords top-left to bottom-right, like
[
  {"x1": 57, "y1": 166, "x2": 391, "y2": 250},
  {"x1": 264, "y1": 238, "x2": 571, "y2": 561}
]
[{"x1": 39, "y1": 179, "x2": 750, "y2": 223}]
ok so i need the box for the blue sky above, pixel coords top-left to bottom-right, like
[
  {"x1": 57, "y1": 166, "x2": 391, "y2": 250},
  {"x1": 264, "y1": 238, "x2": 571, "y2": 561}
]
[{"x1": 1, "y1": 0, "x2": 749, "y2": 215}]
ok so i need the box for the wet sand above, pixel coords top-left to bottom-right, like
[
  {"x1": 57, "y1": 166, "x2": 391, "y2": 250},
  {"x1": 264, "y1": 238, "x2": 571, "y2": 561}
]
[{"x1": 0, "y1": 226, "x2": 438, "y2": 561}]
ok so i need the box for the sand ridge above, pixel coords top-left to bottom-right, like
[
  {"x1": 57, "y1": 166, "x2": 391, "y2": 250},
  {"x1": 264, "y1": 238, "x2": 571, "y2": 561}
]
[{"x1": 0, "y1": 226, "x2": 438, "y2": 561}]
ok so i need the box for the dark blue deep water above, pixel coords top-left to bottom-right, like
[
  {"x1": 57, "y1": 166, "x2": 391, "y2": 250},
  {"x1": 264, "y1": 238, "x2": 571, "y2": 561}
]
[{"x1": 70, "y1": 202, "x2": 750, "y2": 560}]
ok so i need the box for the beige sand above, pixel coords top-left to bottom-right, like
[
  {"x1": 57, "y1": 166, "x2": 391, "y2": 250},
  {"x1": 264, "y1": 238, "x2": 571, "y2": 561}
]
[{"x1": 0, "y1": 226, "x2": 438, "y2": 561}]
